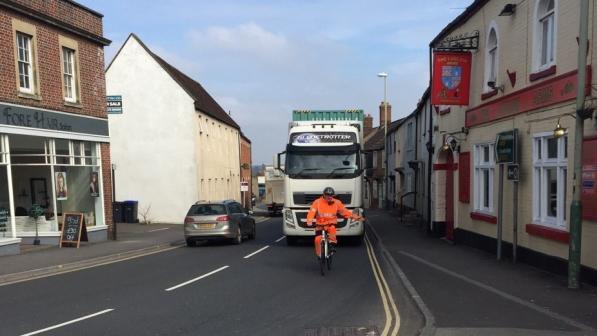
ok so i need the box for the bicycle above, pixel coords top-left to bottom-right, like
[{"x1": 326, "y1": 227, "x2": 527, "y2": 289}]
[{"x1": 317, "y1": 224, "x2": 334, "y2": 276}]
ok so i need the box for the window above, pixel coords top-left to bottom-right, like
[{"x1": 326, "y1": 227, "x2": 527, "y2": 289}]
[
  {"x1": 62, "y1": 47, "x2": 77, "y2": 102},
  {"x1": 474, "y1": 143, "x2": 494, "y2": 213},
  {"x1": 535, "y1": 0, "x2": 556, "y2": 69},
  {"x1": 16, "y1": 32, "x2": 34, "y2": 93},
  {"x1": 485, "y1": 24, "x2": 498, "y2": 91},
  {"x1": 407, "y1": 123, "x2": 413, "y2": 148},
  {"x1": 533, "y1": 134, "x2": 567, "y2": 228}
]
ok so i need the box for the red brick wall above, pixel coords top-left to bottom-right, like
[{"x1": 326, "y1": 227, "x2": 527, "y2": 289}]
[
  {"x1": 0, "y1": 8, "x2": 107, "y2": 119},
  {"x1": 100, "y1": 143, "x2": 113, "y2": 231},
  {"x1": 240, "y1": 137, "x2": 252, "y2": 208},
  {"x1": 8, "y1": 0, "x2": 103, "y2": 36}
]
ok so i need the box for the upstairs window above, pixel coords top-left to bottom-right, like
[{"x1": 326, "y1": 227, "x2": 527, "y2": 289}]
[
  {"x1": 62, "y1": 47, "x2": 77, "y2": 102},
  {"x1": 535, "y1": 0, "x2": 556, "y2": 70},
  {"x1": 16, "y1": 32, "x2": 34, "y2": 94},
  {"x1": 485, "y1": 26, "x2": 498, "y2": 91}
]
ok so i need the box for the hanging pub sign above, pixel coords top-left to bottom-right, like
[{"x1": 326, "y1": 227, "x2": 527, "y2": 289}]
[{"x1": 431, "y1": 51, "x2": 472, "y2": 106}]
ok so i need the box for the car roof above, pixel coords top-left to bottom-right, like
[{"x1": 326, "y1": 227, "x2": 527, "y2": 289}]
[{"x1": 193, "y1": 199, "x2": 237, "y2": 205}]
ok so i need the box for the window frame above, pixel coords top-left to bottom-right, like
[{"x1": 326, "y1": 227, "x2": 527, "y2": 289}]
[
  {"x1": 533, "y1": 132, "x2": 567, "y2": 229},
  {"x1": 58, "y1": 36, "x2": 82, "y2": 104},
  {"x1": 484, "y1": 22, "x2": 499, "y2": 92},
  {"x1": 473, "y1": 142, "x2": 495, "y2": 214},
  {"x1": 12, "y1": 19, "x2": 40, "y2": 98},
  {"x1": 534, "y1": 0, "x2": 557, "y2": 71}
]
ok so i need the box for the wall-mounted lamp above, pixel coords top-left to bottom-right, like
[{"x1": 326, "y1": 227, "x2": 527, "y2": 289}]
[
  {"x1": 553, "y1": 118, "x2": 567, "y2": 138},
  {"x1": 499, "y1": 3, "x2": 516, "y2": 16},
  {"x1": 487, "y1": 80, "x2": 505, "y2": 93},
  {"x1": 442, "y1": 135, "x2": 460, "y2": 153}
]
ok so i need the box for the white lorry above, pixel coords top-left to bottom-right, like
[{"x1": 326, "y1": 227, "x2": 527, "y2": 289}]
[
  {"x1": 277, "y1": 110, "x2": 365, "y2": 245},
  {"x1": 264, "y1": 165, "x2": 284, "y2": 216}
]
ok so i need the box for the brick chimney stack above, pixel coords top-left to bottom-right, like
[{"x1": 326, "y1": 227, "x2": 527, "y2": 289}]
[
  {"x1": 364, "y1": 114, "x2": 373, "y2": 137},
  {"x1": 379, "y1": 101, "x2": 392, "y2": 128}
]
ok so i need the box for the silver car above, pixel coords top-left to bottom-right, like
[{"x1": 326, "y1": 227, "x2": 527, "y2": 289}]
[{"x1": 184, "y1": 200, "x2": 256, "y2": 246}]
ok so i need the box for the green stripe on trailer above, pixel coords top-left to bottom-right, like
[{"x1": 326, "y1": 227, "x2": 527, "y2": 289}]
[{"x1": 292, "y1": 110, "x2": 364, "y2": 121}]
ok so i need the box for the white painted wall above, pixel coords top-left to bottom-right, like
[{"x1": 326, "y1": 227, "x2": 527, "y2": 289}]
[{"x1": 106, "y1": 37, "x2": 198, "y2": 224}]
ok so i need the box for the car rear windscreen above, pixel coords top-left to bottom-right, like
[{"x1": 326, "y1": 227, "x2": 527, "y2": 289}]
[{"x1": 188, "y1": 204, "x2": 227, "y2": 216}]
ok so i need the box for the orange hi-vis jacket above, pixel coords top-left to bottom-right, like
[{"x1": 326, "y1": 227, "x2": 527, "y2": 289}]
[{"x1": 306, "y1": 196, "x2": 353, "y2": 226}]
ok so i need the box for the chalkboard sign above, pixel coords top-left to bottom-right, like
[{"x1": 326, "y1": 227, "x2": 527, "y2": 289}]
[
  {"x1": 60, "y1": 213, "x2": 88, "y2": 248},
  {"x1": 0, "y1": 208, "x2": 8, "y2": 234}
]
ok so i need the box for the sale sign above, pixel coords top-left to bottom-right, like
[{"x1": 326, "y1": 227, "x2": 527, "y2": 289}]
[{"x1": 431, "y1": 52, "x2": 472, "y2": 106}]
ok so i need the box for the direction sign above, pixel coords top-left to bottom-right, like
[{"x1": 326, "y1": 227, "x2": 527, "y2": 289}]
[
  {"x1": 495, "y1": 129, "x2": 518, "y2": 164},
  {"x1": 107, "y1": 95, "x2": 123, "y2": 114}
]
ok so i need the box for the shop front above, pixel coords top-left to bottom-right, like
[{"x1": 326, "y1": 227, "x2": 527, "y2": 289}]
[{"x1": 0, "y1": 102, "x2": 109, "y2": 255}]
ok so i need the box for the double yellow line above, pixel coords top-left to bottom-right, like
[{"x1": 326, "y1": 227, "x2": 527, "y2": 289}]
[{"x1": 365, "y1": 234, "x2": 400, "y2": 336}]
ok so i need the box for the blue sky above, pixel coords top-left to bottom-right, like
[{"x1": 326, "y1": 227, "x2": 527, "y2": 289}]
[{"x1": 83, "y1": 0, "x2": 473, "y2": 164}]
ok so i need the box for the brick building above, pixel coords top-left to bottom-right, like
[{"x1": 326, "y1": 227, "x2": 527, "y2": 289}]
[
  {"x1": 429, "y1": 0, "x2": 597, "y2": 283},
  {"x1": 240, "y1": 132, "x2": 252, "y2": 209},
  {"x1": 0, "y1": 0, "x2": 111, "y2": 255},
  {"x1": 363, "y1": 103, "x2": 392, "y2": 209}
]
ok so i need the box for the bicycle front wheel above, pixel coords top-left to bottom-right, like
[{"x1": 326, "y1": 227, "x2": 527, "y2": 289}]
[{"x1": 327, "y1": 252, "x2": 332, "y2": 270}]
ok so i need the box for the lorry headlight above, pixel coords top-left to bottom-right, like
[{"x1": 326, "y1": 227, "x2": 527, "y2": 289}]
[{"x1": 284, "y1": 209, "x2": 295, "y2": 227}]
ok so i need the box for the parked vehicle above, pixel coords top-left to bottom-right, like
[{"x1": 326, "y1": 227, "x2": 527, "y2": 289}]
[{"x1": 184, "y1": 200, "x2": 256, "y2": 246}]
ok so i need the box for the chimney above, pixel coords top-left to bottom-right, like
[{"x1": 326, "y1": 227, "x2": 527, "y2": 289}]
[
  {"x1": 364, "y1": 114, "x2": 373, "y2": 137},
  {"x1": 379, "y1": 101, "x2": 392, "y2": 128}
]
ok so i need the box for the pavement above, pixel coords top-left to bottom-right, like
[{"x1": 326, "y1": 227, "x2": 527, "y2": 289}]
[{"x1": 365, "y1": 208, "x2": 597, "y2": 336}]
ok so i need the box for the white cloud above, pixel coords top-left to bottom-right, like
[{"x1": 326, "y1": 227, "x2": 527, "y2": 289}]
[{"x1": 188, "y1": 23, "x2": 291, "y2": 62}]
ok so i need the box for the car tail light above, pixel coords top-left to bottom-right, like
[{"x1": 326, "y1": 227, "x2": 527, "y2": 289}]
[
  {"x1": 184, "y1": 217, "x2": 194, "y2": 224},
  {"x1": 216, "y1": 215, "x2": 230, "y2": 221}
]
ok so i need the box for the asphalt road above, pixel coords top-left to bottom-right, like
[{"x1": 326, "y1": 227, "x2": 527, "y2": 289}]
[{"x1": 1, "y1": 218, "x2": 397, "y2": 336}]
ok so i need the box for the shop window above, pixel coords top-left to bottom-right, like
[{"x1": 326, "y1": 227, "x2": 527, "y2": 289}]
[
  {"x1": 0, "y1": 135, "x2": 12, "y2": 238},
  {"x1": 474, "y1": 143, "x2": 494, "y2": 214},
  {"x1": 533, "y1": 133, "x2": 567, "y2": 229},
  {"x1": 9, "y1": 134, "x2": 50, "y2": 165},
  {"x1": 534, "y1": 0, "x2": 557, "y2": 71}
]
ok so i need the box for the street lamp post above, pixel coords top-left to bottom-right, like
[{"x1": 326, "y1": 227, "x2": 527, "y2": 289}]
[{"x1": 378, "y1": 72, "x2": 388, "y2": 209}]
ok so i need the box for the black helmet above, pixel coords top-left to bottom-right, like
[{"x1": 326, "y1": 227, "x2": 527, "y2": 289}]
[{"x1": 323, "y1": 187, "x2": 335, "y2": 196}]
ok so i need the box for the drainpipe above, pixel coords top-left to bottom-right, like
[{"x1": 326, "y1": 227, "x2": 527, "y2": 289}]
[
  {"x1": 568, "y1": 0, "x2": 589, "y2": 289},
  {"x1": 426, "y1": 46, "x2": 434, "y2": 235}
]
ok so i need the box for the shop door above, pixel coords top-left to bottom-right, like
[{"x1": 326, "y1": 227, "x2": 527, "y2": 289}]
[
  {"x1": 445, "y1": 153, "x2": 454, "y2": 240},
  {"x1": 30, "y1": 178, "x2": 48, "y2": 208}
]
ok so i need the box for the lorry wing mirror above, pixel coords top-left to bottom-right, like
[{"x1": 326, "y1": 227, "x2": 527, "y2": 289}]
[{"x1": 277, "y1": 151, "x2": 286, "y2": 173}]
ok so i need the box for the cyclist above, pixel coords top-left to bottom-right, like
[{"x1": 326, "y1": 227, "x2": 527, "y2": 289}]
[{"x1": 306, "y1": 187, "x2": 363, "y2": 257}]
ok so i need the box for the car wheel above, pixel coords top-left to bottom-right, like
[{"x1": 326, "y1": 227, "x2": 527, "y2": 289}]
[
  {"x1": 233, "y1": 227, "x2": 242, "y2": 245},
  {"x1": 186, "y1": 238, "x2": 195, "y2": 247}
]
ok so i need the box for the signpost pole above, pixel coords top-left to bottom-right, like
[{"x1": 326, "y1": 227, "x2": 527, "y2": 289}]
[
  {"x1": 497, "y1": 164, "x2": 504, "y2": 261},
  {"x1": 513, "y1": 180, "x2": 518, "y2": 263}
]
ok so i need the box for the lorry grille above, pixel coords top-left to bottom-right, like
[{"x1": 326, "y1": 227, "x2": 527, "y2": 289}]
[
  {"x1": 293, "y1": 193, "x2": 352, "y2": 205},
  {"x1": 294, "y1": 211, "x2": 348, "y2": 228}
]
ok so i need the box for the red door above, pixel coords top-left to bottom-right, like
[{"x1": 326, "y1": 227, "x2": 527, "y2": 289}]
[{"x1": 445, "y1": 152, "x2": 454, "y2": 240}]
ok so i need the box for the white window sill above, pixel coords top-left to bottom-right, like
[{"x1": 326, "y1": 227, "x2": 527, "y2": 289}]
[
  {"x1": 87, "y1": 225, "x2": 108, "y2": 232},
  {"x1": 16, "y1": 232, "x2": 61, "y2": 237},
  {"x1": 0, "y1": 238, "x2": 22, "y2": 246}
]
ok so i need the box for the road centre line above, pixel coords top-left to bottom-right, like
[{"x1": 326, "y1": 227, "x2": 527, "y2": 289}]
[
  {"x1": 165, "y1": 266, "x2": 229, "y2": 292},
  {"x1": 365, "y1": 235, "x2": 400, "y2": 336},
  {"x1": 148, "y1": 228, "x2": 169, "y2": 232},
  {"x1": 275, "y1": 236, "x2": 286, "y2": 243},
  {"x1": 398, "y1": 251, "x2": 594, "y2": 332},
  {"x1": 243, "y1": 245, "x2": 270, "y2": 259},
  {"x1": 20, "y1": 309, "x2": 114, "y2": 336}
]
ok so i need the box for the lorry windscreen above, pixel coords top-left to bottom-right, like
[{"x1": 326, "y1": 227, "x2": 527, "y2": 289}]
[{"x1": 286, "y1": 146, "x2": 361, "y2": 179}]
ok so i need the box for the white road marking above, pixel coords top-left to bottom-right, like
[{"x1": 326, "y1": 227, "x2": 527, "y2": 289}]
[
  {"x1": 399, "y1": 251, "x2": 594, "y2": 331},
  {"x1": 275, "y1": 236, "x2": 286, "y2": 243},
  {"x1": 20, "y1": 309, "x2": 114, "y2": 336},
  {"x1": 148, "y1": 228, "x2": 169, "y2": 232},
  {"x1": 365, "y1": 235, "x2": 400, "y2": 336},
  {"x1": 243, "y1": 245, "x2": 270, "y2": 259},
  {"x1": 165, "y1": 266, "x2": 229, "y2": 292}
]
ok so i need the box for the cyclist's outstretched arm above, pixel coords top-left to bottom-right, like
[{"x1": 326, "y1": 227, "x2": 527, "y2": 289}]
[{"x1": 306, "y1": 199, "x2": 318, "y2": 227}]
